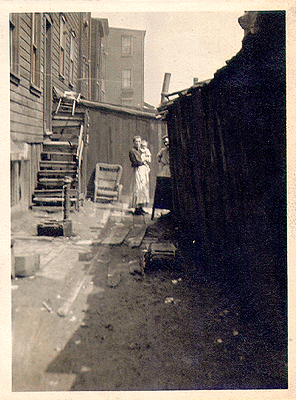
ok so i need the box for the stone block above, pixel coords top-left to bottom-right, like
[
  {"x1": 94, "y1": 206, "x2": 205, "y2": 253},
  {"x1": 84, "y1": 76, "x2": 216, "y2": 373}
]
[
  {"x1": 144, "y1": 242, "x2": 177, "y2": 271},
  {"x1": 107, "y1": 271, "x2": 121, "y2": 288},
  {"x1": 15, "y1": 253, "x2": 40, "y2": 277},
  {"x1": 78, "y1": 252, "x2": 93, "y2": 262},
  {"x1": 62, "y1": 220, "x2": 72, "y2": 237},
  {"x1": 37, "y1": 219, "x2": 72, "y2": 237},
  {"x1": 128, "y1": 260, "x2": 143, "y2": 275},
  {"x1": 150, "y1": 242, "x2": 176, "y2": 256}
]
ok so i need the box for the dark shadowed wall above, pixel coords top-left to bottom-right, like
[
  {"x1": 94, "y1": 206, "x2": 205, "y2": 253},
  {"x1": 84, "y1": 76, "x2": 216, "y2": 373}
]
[{"x1": 164, "y1": 11, "x2": 286, "y2": 346}]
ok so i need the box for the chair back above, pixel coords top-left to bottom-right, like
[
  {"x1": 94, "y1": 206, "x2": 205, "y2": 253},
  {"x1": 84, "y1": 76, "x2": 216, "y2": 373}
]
[{"x1": 94, "y1": 163, "x2": 123, "y2": 202}]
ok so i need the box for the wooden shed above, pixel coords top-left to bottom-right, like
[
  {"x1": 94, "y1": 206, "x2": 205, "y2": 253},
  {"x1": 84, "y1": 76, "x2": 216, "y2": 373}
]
[{"x1": 78, "y1": 99, "x2": 167, "y2": 203}]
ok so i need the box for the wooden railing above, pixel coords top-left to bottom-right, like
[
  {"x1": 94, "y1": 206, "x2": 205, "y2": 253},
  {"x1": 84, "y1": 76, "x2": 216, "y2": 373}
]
[{"x1": 76, "y1": 124, "x2": 84, "y2": 203}]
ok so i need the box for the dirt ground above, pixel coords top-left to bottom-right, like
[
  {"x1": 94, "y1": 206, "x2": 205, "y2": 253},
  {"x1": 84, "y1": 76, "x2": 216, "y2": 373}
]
[
  {"x1": 11, "y1": 207, "x2": 287, "y2": 392},
  {"x1": 49, "y1": 261, "x2": 287, "y2": 390}
]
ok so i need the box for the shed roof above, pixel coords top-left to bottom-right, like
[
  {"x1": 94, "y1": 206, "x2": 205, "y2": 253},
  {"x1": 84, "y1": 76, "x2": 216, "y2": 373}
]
[
  {"x1": 78, "y1": 98, "x2": 158, "y2": 119},
  {"x1": 157, "y1": 78, "x2": 212, "y2": 117}
]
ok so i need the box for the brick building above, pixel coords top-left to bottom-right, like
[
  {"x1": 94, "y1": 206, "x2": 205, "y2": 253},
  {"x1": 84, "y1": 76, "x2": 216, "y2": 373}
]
[{"x1": 104, "y1": 27, "x2": 145, "y2": 107}]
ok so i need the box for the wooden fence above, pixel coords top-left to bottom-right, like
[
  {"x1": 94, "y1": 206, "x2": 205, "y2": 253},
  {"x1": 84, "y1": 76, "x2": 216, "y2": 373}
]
[{"x1": 161, "y1": 11, "x2": 286, "y2": 345}]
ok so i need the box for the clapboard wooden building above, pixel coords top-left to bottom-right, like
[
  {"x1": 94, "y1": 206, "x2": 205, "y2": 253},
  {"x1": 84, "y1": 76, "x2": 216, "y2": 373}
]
[{"x1": 10, "y1": 12, "x2": 93, "y2": 212}]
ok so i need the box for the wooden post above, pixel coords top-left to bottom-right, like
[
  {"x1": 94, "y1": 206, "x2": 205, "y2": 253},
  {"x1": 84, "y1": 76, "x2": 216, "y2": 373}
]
[
  {"x1": 160, "y1": 73, "x2": 171, "y2": 104},
  {"x1": 63, "y1": 176, "x2": 72, "y2": 220},
  {"x1": 11, "y1": 239, "x2": 15, "y2": 279}
]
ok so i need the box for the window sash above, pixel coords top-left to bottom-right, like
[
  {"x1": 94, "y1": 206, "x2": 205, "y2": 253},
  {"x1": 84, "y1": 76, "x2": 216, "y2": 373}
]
[
  {"x1": 82, "y1": 56, "x2": 86, "y2": 79},
  {"x1": 10, "y1": 161, "x2": 21, "y2": 206},
  {"x1": 100, "y1": 78, "x2": 105, "y2": 93},
  {"x1": 69, "y1": 32, "x2": 75, "y2": 84},
  {"x1": 121, "y1": 98, "x2": 132, "y2": 106},
  {"x1": 69, "y1": 60, "x2": 74, "y2": 85},
  {"x1": 10, "y1": 14, "x2": 19, "y2": 75},
  {"x1": 122, "y1": 69, "x2": 132, "y2": 88},
  {"x1": 59, "y1": 15, "x2": 66, "y2": 77},
  {"x1": 31, "y1": 13, "x2": 41, "y2": 87},
  {"x1": 70, "y1": 33, "x2": 75, "y2": 61},
  {"x1": 122, "y1": 36, "x2": 132, "y2": 55}
]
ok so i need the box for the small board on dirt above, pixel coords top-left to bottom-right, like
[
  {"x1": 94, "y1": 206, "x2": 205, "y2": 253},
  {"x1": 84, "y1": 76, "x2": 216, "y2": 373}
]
[
  {"x1": 124, "y1": 224, "x2": 147, "y2": 248},
  {"x1": 101, "y1": 225, "x2": 131, "y2": 245}
]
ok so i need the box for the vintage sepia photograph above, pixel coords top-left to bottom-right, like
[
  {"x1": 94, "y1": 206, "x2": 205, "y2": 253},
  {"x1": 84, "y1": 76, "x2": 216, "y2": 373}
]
[{"x1": 5, "y1": 2, "x2": 292, "y2": 398}]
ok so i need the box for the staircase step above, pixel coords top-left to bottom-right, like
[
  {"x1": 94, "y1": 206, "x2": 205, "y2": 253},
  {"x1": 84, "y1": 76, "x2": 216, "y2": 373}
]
[
  {"x1": 52, "y1": 121, "x2": 82, "y2": 128},
  {"x1": 54, "y1": 110, "x2": 76, "y2": 116},
  {"x1": 43, "y1": 144, "x2": 77, "y2": 154},
  {"x1": 38, "y1": 170, "x2": 77, "y2": 176},
  {"x1": 53, "y1": 104, "x2": 84, "y2": 111},
  {"x1": 38, "y1": 178, "x2": 78, "y2": 187},
  {"x1": 50, "y1": 135, "x2": 79, "y2": 142},
  {"x1": 41, "y1": 152, "x2": 77, "y2": 161},
  {"x1": 31, "y1": 205, "x2": 75, "y2": 212},
  {"x1": 35, "y1": 189, "x2": 64, "y2": 194},
  {"x1": 50, "y1": 129, "x2": 79, "y2": 135},
  {"x1": 40, "y1": 160, "x2": 76, "y2": 165},
  {"x1": 49, "y1": 140, "x2": 78, "y2": 145},
  {"x1": 52, "y1": 115, "x2": 84, "y2": 121},
  {"x1": 33, "y1": 196, "x2": 77, "y2": 203},
  {"x1": 33, "y1": 189, "x2": 78, "y2": 198},
  {"x1": 52, "y1": 114, "x2": 83, "y2": 121},
  {"x1": 44, "y1": 140, "x2": 77, "y2": 145},
  {"x1": 40, "y1": 162, "x2": 77, "y2": 170},
  {"x1": 55, "y1": 103, "x2": 73, "y2": 108},
  {"x1": 55, "y1": 111, "x2": 85, "y2": 118}
]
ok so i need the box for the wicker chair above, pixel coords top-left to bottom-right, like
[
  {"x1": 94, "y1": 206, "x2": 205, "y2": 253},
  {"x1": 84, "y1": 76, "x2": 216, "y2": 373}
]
[{"x1": 94, "y1": 163, "x2": 123, "y2": 203}]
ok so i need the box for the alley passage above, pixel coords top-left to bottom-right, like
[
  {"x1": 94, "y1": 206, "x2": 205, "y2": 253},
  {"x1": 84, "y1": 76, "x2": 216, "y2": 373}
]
[
  {"x1": 49, "y1": 258, "x2": 287, "y2": 391},
  {"x1": 12, "y1": 208, "x2": 287, "y2": 392}
]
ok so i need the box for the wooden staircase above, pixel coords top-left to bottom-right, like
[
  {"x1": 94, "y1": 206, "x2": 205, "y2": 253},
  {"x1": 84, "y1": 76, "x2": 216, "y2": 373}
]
[{"x1": 31, "y1": 92, "x2": 87, "y2": 211}]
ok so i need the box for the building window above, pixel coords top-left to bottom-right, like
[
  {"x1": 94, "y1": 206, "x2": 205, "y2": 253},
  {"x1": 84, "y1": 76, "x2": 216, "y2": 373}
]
[
  {"x1": 95, "y1": 60, "x2": 102, "y2": 101},
  {"x1": 10, "y1": 161, "x2": 21, "y2": 207},
  {"x1": 86, "y1": 62, "x2": 90, "y2": 99},
  {"x1": 59, "y1": 14, "x2": 66, "y2": 78},
  {"x1": 96, "y1": 63, "x2": 99, "y2": 86},
  {"x1": 82, "y1": 55, "x2": 86, "y2": 79},
  {"x1": 31, "y1": 13, "x2": 41, "y2": 89},
  {"x1": 121, "y1": 98, "x2": 132, "y2": 106},
  {"x1": 69, "y1": 31, "x2": 75, "y2": 86},
  {"x1": 122, "y1": 36, "x2": 132, "y2": 56},
  {"x1": 122, "y1": 69, "x2": 132, "y2": 89},
  {"x1": 100, "y1": 78, "x2": 105, "y2": 94},
  {"x1": 10, "y1": 13, "x2": 20, "y2": 84}
]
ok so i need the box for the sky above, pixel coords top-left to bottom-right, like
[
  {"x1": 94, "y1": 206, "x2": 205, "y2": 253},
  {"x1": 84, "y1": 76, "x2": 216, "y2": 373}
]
[{"x1": 92, "y1": 11, "x2": 245, "y2": 107}]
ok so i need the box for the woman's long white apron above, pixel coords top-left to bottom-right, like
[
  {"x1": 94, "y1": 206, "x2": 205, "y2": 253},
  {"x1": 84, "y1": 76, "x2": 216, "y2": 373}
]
[{"x1": 129, "y1": 165, "x2": 150, "y2": 208}]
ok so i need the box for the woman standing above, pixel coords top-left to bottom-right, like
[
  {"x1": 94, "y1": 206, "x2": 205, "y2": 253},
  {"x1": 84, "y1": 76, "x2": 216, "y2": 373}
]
[
  {"x1": 157, "y1": 135, "x2": 170, "y2": 177},
  {"x1": 129, "y1": 136, "x2": 150, "y2": 215}
]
